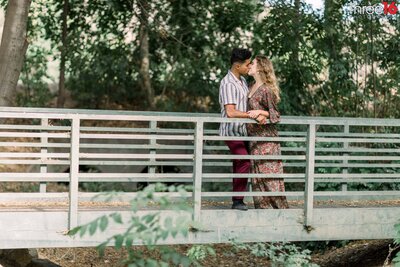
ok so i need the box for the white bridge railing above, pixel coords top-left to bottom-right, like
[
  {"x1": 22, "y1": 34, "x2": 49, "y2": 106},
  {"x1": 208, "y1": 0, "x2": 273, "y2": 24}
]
[{"x1": 0, "y1": 107, "x2": 399, "y2": 232}]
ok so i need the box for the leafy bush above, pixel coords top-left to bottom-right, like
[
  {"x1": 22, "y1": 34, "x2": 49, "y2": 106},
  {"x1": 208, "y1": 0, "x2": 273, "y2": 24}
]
[
  {"x1": 68, "y1": 183, "x2": 199, "y2": 267},
  {"x1": 230, "y1": 240, "x2": 319, "y2": 267},
  {"x1": 186, "y1": 245, "x2": 216, "y2": 261}
]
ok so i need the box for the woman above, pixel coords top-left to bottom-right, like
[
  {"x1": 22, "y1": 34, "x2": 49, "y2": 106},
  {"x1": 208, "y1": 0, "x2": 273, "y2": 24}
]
[{"x1": 246, "y1": 55, "x2": 289, "y2": 209}]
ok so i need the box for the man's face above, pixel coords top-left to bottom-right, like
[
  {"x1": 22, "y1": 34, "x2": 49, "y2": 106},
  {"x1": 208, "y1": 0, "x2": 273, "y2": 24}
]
[{"x1": 235, "y1": 59, "x2": 251, "y2": 75}]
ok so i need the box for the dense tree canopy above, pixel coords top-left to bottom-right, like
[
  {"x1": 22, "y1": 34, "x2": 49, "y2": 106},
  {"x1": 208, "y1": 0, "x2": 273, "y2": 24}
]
[{"x1": 0, "y1": 0, "x2": 398, "y2": 118}]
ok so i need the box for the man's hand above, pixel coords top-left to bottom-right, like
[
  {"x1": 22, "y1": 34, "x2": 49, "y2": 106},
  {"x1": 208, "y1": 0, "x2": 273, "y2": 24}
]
[{"x1": 256, "y1": 114, "x2": 267, "y2": 125}]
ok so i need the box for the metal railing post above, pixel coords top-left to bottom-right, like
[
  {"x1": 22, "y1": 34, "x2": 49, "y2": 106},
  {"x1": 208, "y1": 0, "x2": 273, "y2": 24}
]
[
  {"x1": 149, "y1": 121, "x2": 157, "y2": 174},
  {"x1": 69, "y1": 117, "x2": 80, "y2": 229},
  {"x1": 304, "y1": 123, "x2": 316, "y2": 227},
  {"x1": 40, "y1": 118, "x2": 48, "y2": 193},
  {"x1": 342, "y1": 123, "x2": 349, "y2": 192},
  {"x1": 193, "y1": 121, "x2": 204, "y2": 222}
]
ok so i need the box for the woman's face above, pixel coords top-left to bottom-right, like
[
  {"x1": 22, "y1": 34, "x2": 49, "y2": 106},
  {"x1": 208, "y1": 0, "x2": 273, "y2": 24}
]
[{"x1": 248, "y1": 59, "x2": 257, "y2": 77}]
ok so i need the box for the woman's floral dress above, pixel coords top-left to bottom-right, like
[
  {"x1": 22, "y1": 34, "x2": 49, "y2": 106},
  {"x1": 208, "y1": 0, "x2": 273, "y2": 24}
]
[{"x1": 247, "y1": 84, "x2": 289, "y2": 209}]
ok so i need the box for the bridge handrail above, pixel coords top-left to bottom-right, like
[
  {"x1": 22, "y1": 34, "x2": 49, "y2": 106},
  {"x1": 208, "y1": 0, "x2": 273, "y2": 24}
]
[
  {"x1": 0, "y1": 106, "x2": 399, "y2": 126},
  {"x1": 0, "y1": 107, "x2": 399, "y2": 229}
]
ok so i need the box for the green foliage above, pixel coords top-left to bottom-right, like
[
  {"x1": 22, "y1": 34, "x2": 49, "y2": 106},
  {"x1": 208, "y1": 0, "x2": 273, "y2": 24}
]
[
  {"x1": 186, "y1": 244, "x2": 216, "y2": 261},
  {"x1": 68, "y1": 183, "x2": 199, "y2": 266},
  {"x1": 230, "y1": 240, "x2": 319, "y2": 267},
  {"x1": 393, "y1": 222, "x2": 400, "y2": 266},
  {"x1": 17, "y1": 44, "x2": 53, "y2": 107},
  {"x1": 254, "y1": 0, "x2": 325, "y2": 115},
  {"x1": 20, "y1": 0, "x2": 399, "y2": 118}
]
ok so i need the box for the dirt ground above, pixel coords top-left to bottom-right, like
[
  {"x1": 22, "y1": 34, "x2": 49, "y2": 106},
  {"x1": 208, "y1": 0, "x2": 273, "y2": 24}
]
[
  {"x1": 37, "y1": 244, "x2": 271, "y2": 267},
  {"x1": 36, "y1": 240, "x2": 396, "y2": 267}
]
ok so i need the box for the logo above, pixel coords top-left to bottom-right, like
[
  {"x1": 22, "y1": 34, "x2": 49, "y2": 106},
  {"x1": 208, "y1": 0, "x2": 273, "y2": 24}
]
[
  {"x1": 349, "y1": 1, "x2": 399, "y2": 15},
  {"x1": 383, "y1": 2, "x2": 398, "y2": 14}
]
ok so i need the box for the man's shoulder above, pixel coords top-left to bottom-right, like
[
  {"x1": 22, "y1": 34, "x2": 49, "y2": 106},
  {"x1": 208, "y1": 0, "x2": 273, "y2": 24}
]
[{"x1": 220, "y1": 73, "x2": 236, "y2": 89}]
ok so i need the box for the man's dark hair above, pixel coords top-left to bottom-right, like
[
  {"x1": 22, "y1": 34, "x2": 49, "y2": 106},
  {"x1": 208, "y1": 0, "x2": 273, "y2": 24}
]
[{"x1": 230, "y1": 48, "x2": 252, "y2": 65}]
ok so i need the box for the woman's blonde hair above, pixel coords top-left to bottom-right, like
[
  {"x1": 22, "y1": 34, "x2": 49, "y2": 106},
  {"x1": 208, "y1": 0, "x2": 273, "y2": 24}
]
[{"x1": 255, "y1": 55, "x2": 281, "y2": 103}]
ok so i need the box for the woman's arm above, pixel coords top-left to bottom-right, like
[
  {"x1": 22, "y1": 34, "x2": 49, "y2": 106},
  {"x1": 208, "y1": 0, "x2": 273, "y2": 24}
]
[{"x1": 247, "y1": 109, "x2": 269, "y2": 119}]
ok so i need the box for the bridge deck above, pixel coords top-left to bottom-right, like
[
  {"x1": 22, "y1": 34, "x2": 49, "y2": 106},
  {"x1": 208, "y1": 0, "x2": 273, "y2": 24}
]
[{"x1": 1, "y1": 199, "x2": 400, "y2": 210}]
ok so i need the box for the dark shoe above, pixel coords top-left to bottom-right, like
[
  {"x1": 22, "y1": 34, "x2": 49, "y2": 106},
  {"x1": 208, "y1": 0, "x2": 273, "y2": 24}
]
[{"x1": 232, "y1": 200, "x2": 248, "y2": 211}]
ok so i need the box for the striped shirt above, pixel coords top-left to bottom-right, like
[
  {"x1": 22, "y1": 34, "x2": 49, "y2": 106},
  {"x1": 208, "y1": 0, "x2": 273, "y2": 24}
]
[{"x1": 219, "y1": 70, "x2": 249, "y2": 136}]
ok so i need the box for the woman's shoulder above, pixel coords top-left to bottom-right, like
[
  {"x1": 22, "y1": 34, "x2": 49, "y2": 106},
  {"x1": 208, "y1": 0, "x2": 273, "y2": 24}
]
[{"x1": 259, "y1": 84, "x2": 271, "y2": 93}]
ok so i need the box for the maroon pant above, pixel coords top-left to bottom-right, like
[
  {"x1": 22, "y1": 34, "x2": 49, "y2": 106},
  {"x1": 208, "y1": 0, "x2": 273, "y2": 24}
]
[{"x1": 225, "y1": 140, "x2": 250, "y2": 201}]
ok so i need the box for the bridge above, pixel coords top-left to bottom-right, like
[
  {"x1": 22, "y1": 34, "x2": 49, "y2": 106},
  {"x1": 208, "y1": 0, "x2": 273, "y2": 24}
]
[{"x1": 0, "y1": 107, "x2": 399, "y2": 249}]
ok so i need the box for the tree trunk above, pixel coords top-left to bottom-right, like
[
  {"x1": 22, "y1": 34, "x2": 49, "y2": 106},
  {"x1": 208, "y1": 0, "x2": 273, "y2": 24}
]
[
  {"x1": 0, "y1": 0, "x2": 31, "y2": 107},
  {"x1": 138, "y1": 0, "x2": 155, "y2": 110},
  {"x1": 56, "y1": 0, "x2": 69, "y2": 108}
]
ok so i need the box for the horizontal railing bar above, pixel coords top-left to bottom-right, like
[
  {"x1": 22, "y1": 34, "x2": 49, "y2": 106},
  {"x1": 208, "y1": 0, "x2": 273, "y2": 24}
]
[
  {"x1": 0, "y1": 160, "x2": 396, "y2": 169},
  {"x1": 203, "y1": 147, "x2": 400, "y2": 154},
  {"x1": 315, "y1": 156, "x2": 400, "y2": 161},
  {"x1": 79, "y1": 177, "x2": 192, "y2": 182},
  {"x1": 0, "y1": 172, "x2": 396, "y2": 179},
  {"x1": 201, "y1": 192, "x2": 303, "y2": 197},
  {"x1": 0, "y1": 160, "x2": 70, "y2": 165},
  {"x1": 0, "y1": 153, "x2": 70, "y2": 158},
  {"x1": 79, "y1": 144, "x2": 194, "y2": 150},
  {"x1": 0, "y1": 108, "x2": 399, "y2": 126},
  {"x1": 314, "y1": 163, "x2": 400, "y2": 168},
  {"x1": 317, "y1": 137, "x2": 400, "y2": 143},
  {"x1": 317, "y1": 132, "x2": 400, "y2": 138},
  {"x1": 80, "y1": 133, "x2": 194, "y2": 140},
  {"x1": 0, "y1": 113, "x2": 74, "y2": 120},
  {"x1": 0, "y1": 177, "x2": 69, "y2": 182},
  {"x1": 81, "y1": 144, "x2": 304, "y2": 152},
  {"x1": 79, "y1": 160, "x2": 193, "y2": 166},
  {"x1": 204, "y1": 146, "x2": 400, "y2": 153},
  {"x1": 79, "y1": 173, "x2": 192, "y2": 178},
  {"x1": 0, "y1": 143, "x2": 396, "y2": 155},
  {"x1": 203, "y1": 155, "x2": 306, "y2": 160},
  {"x1": 0, "y1": 192, "x2": 69, "y2": 201},
  {"x1": 0, "y1": 142, "x2": 70, "y2": 148},
  {"x1": 206, "y1": 131, "x2": 308, "y2": 137},
  {"x1": 80, "y1": 127, "x2": 195, "y2": 134},
  {"x1": 314, "y1": 191, "x2": 400, "y2": 196},
  {"x1": 79, "y1": 153, "x2": 193, "y2": 159},
  {"x1": 0, "y1": 132, "x2": 69, "y2": 138},
  {"x1": 0, "y1": 160, "x2": 330, "y2": 167},
  {"x1": 77, "y1": 192, "x2": 193, "y2": 198},
  {"x1": 204, "y1": 136, "x2": 306, "y2": 142},
  {"x1": 313, "y1": 147, "x2": 400, "y2": 153},
  {"x1": 0, "y1": 125, "x2": 70, "y2": 131},
  {"x1": 2, "y1": 177, "x2": 399, "y2": 183},
  {"x1": 202, "y1": 173, "x2": 304, "y2": 178},
  {"x1": 315, "y1": 173, "x2": 400, "y2": 178},
  {"x1": 313, "y1": 179, "x2": 400, "y2": 183},
  {"x1": 0, "y1": 173, "x2": 68, "y2": 178}
]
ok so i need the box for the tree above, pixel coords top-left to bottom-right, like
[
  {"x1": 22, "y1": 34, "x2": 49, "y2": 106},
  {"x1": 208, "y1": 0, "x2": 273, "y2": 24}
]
[
  {"x1": 0, "y1": 0, "x2": 32, "y2": 106},
  {"x1": 56, "y1": 0, "x2": 69, "y2": 108},
  {"x1": 138, "y1": 0, "x2": 155, "y2": 110}
]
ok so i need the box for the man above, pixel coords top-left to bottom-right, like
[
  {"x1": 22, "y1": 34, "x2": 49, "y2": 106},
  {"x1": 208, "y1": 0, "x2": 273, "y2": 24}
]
[{"x1": 219, "y1": 48, "x2": 267, "y2": 211}]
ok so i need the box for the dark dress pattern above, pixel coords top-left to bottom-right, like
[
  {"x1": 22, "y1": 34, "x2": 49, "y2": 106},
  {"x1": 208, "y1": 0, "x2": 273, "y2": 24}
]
[{"x1": 246, "y1": 84, "x2": 289, "y2": 209}]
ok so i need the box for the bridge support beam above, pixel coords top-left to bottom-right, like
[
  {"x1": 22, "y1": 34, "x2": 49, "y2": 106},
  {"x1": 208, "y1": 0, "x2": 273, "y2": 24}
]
[
  {"x1": 193, "y1": 121, "x2": 204, "y2": 223},
  {"x1": 68, "y1": 117, "x2": 80, "y2": 229},
  {"x1": 304, "y1": 123, "x2": 316, "y2": 228}
]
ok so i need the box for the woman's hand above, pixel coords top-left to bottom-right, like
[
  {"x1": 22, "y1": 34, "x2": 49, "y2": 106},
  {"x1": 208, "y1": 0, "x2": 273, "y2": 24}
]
[
  {"x1": 256, "y1": 115, "x2": 267, "y2": 125},
  {"x1": 247, "y1": 110, "x2": 263, "y2": 119}
]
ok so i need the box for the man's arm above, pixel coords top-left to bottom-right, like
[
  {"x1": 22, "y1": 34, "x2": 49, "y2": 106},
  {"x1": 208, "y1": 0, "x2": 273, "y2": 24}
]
[{"x1": 225, "y1": 104, "x2": 250, "y2": 119}]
